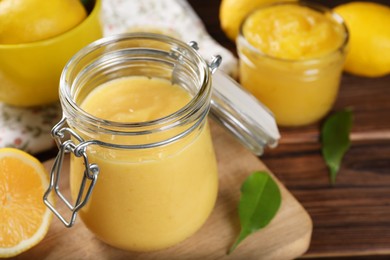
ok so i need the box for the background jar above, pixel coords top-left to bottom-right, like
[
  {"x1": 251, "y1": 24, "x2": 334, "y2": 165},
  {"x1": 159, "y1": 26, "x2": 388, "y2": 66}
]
[
  {"x1": 237, "y1": 2, "x2": 349, "y2": 127},
  {"x1": 50, "y1": 33, "x2": 219, "y2": 252}
]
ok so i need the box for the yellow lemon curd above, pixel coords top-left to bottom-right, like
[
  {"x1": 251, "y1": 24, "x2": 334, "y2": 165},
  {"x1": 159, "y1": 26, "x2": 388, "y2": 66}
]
[
  {"x1": 70, "y1": 76, "x2": 218, "y2": 251},
  {"x1": 238, "y1": 3, "x2": 347, "y2": 126}
]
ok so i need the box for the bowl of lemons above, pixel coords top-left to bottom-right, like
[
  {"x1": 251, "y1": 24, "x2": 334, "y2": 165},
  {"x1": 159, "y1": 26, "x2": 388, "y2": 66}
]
[{"x1": 0, "y1": 0, "x2": 103, "y2": 107}]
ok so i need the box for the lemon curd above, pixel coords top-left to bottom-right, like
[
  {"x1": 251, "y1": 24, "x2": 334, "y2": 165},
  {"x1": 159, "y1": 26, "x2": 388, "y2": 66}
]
[
  {"x1": 238, "y1": 3, "x2": 348, "y2": 126},
  {"x1": 70, "y1": 76, "x2": 218, "y2": 251}
]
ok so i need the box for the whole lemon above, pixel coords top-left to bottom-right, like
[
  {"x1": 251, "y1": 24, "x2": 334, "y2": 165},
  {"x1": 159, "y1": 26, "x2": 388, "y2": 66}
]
[
  {"x1": 0, "y1": 0, "x2": 102, "y2": 107},
  {"x1": 334, "y1": 2, "x2": 390, "y2": 77},
  {"x1": 219, "y1": 0, "x2": 297, "y2": 41},
  {"x1": 0, "y1": 0, "x2": 87, "y2": 44}
]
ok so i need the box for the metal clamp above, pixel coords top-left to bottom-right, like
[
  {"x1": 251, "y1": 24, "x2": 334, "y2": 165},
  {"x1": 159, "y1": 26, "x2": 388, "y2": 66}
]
[
  {"x1": 43, "y1": 118, "x2": 99, "y2": 227},
  {"x1": 188, "y1": 41, "x2": 222, "y2": 74}
]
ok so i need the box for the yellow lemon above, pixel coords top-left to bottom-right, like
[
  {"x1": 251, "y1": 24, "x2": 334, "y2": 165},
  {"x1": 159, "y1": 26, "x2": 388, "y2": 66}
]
[
  {"x1": 0, "y1": 0, "x2": 87, "y2": 44},
  {"x1": 334, "y1": 2, "x2": 390, "y2": 77},
  {"x1": 0, "y1": 148, "x2": 53, "y2": 258},
  {"x1": 219, "y1": 0, "x2": 297, "y2": 41}
]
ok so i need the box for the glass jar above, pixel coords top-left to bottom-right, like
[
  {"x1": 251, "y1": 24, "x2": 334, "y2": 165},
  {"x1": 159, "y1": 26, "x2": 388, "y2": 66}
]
[
  {"x1": 44, "y1": 33, "x2": 280, "y2": 252},
  {"x1": 237, "y1": 2, "x2": 349, "y2": 127}
]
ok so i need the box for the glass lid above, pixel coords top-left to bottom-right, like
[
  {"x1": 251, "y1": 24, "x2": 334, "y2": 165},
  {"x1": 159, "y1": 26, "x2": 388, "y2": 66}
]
[{"x1": 210, "y1": 70, "x2": 280, "y2": 155}]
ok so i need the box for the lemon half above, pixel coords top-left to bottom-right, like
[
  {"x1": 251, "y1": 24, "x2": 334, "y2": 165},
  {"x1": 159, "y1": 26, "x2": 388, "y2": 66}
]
[{"x1": 0, "y1": 148, "x2": 53, "y2": 258}]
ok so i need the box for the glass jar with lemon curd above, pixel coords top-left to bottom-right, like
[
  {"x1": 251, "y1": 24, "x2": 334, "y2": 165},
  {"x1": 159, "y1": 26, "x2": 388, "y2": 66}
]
[
  {"x1": 43, "y1": 33, "x2": 279, "y2": 252},
  {"x1": 237, "y1": 2, "x2": 349, "y2": 127}
]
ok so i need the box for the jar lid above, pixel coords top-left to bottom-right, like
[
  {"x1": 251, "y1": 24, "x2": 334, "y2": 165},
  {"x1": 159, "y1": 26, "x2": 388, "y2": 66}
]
[{"x1": 210, "y1": 70, "x2": 280, "y2": 155}]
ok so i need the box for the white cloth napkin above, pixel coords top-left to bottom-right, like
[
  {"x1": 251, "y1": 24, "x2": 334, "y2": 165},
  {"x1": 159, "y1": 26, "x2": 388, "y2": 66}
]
[
  {"x1": 102, "y1": 0, "x2": 237, "y2": 76},
  {"x1": 0, "y1": 103, "x2": 61, "y2": 154},
  {"x1": 0, "y1": 0, "x2": 238, "y2": 154}
]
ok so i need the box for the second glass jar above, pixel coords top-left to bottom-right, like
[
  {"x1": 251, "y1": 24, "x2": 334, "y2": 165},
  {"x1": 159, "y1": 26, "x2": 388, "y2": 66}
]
[{"x1": 237, "y1": 2, "x2": 349, "y2": 127}]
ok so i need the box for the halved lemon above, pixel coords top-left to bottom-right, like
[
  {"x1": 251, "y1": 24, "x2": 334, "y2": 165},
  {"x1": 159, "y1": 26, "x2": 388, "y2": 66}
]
[{"x1": 0, "y1": 148, "x2": 53, "y2": 258}]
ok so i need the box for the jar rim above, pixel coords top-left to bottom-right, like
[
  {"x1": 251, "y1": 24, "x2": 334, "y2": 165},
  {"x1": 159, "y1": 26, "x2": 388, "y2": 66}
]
[
  {"x1": 237, "y1": 1, "x2": 349, "y2": 63},
  {"x1": 59, "y1": 33, "x2": 211, "y2": 133}
]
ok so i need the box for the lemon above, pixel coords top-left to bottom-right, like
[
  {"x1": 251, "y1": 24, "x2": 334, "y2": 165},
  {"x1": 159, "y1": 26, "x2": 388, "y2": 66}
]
[
  {"x1": 0, "y1": 0, "x2": 87, "y2": 44},
  {"x1": 219, "y1": 0, "x2": 297, "y2": 41},
  {"x1": 334, "y1": 2, "x2": 390, "y2": 77},
  {"x1": 0, "y1": 148, "x2": 53, "y2": 258}
]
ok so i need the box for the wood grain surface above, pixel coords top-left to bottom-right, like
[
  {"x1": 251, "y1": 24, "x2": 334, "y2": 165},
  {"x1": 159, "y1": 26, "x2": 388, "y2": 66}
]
[
  {"x1": 186, "y1": 0, "x2": 390, "y2": 258},
  {"x1": 15, "y1": 123, "x2": 311, "y2": 260}
]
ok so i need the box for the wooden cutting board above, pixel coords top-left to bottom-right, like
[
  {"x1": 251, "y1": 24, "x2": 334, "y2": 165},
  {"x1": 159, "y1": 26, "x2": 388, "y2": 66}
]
[{"x1": 15, "y1": 122, "x2": 312, "y2": 260}]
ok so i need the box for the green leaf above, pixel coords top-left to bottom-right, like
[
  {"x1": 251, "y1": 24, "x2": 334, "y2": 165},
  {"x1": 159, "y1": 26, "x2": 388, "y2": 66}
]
[
  {"x1": 321, "y1": 109, "x2": 353, "y2": 184},
  {"x1": 228, "y1": 171, "x2": 281, "y2": 254}
]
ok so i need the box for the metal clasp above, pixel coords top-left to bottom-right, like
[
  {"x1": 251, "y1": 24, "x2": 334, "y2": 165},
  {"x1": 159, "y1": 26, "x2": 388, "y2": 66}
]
[
  {"x1": 43, "y1": 118, "x2": 99, "y2": 227},
  {"x1": 188, "y1": 41, "x2": 222, "y2": 74}
]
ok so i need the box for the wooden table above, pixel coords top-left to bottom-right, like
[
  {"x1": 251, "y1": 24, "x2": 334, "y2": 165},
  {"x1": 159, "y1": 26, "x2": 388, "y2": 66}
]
[{"x1": 187, "y1": 0, "x2": 390, "y2": 259}]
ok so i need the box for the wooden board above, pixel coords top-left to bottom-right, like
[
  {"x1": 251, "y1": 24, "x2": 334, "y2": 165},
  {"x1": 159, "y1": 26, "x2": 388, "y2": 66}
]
[{"x1": 15, "y1": 122, "x2": 312, "y2": 260}]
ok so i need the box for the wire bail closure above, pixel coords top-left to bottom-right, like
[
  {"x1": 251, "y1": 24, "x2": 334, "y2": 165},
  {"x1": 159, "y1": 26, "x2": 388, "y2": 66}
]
[
  {"x1": 188, "y1": 41, "x2": 222, "y2": 74},
  {"x1": 43, "y1": 118, "x2": 99, "y2": 228}
]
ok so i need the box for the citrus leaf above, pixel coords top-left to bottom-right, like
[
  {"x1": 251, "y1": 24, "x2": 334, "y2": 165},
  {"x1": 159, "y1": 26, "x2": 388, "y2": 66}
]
[
  {"x1": 228, "y1": 171, "x2": 281, "y2": 254},
  {"x1": 321, "y1": 109, "x2": 353, "y2": 184}
]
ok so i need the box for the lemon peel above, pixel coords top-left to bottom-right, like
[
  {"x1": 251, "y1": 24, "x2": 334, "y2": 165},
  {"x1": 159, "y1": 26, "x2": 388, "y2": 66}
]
[
  {"x1": 0, "y1": 0, "x2": 87, "y2": 44},
  {"x1": 334, "y1": 2, "x2": 390, "y2": 77}
]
